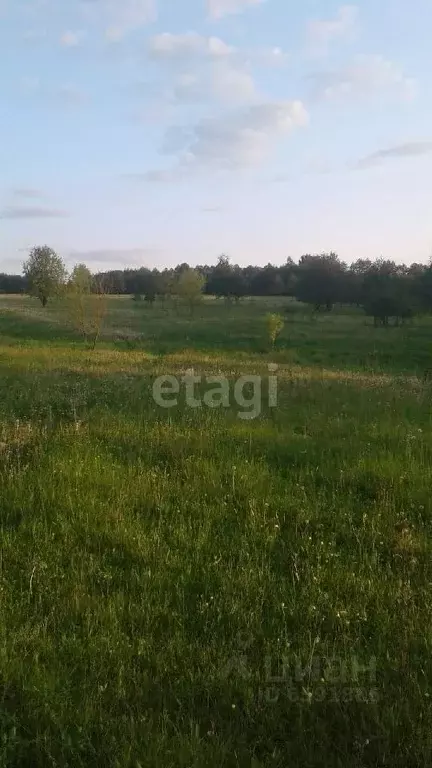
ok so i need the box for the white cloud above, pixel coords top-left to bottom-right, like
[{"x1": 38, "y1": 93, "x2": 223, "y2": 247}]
[
  {"x1": 254, "y1": 46, "x2": 288, "y2": 66},
  {"x1": 60, "y1": 31, "x2": 83, "y2": 48},
  {"x1": 307, "y1": 5, "x2": 358, "y2": 55},
  {"x1": 208, "y1": 0, "x2": 264, "y2": 20},
  {"x1": 149, "y1": 32, "x2": 233, "y2": 59},
  {"x1": 80, "y1": 0, "x2": 156, "y2": 40},
  {"x1": 311, "y1": 55, "x2": 417, "y2": 102},
  {"x1": 211, "y1": 63, "x2": 256, "y2": 102},
  {"x1": 147, "y1": 32, "x2": 260, "y2": 106},
  {"x1": 131, "y1": 101, "x2": 308, "y2": 181},
  {"x1": 145, "y1": 32, "x2": 288, "y2": 110},
  {"x1": 169, "y1": 73, "x2": 206, "y2": 103},
  {"x1": 147, "y1": 31, "x2": 287, "y2": 69},
  {"x1": 167, "y1": 63, "x2": 256, "y2": 105},
  {"x1": 161, "y1": 100, "x2": 308, "y2": 170}
]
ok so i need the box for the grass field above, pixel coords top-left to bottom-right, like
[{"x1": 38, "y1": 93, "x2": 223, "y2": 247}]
[{"x1": 0, "y1": 294, "x2": 432, "y2": 767}]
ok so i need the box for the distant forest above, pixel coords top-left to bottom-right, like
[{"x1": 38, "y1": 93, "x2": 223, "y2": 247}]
[{"x1": 3, "y1": 252, "x2": 432, "y2": 325}]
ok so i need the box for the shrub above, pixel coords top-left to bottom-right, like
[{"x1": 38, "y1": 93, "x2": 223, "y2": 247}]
[{"x1": 265, "y1": 313, "x2": 285, "y2": 348}]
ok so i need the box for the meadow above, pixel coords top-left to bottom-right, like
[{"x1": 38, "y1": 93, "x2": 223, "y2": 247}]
[{"x1": 0, "y1": 293, "x2": 431, "y2": 767}]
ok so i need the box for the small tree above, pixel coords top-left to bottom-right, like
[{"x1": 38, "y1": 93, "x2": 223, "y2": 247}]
[
  {"x1": 265, "y1": 313, "x2": 284, "y2": 348},
  {"x1": 67, "y1": 266, "x2": 108, "y2": 349},
  {"x1": 89, "y1": 276, "x2": 108, "y2": 349},
  {"x1": 69, "y1": 263, "x2": 92, "y2": 294},
  {"x1": 175, "y1": 268, "x2": 206, "y2": 317},
  {"x1": 23, "y1": 245, "x2": 67, "y2": 306},
  {"x1": 294, "y1": 252, "x2": 346, "y2": 311}
]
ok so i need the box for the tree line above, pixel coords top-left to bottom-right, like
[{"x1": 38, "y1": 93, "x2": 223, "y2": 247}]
[{"x1": 4, "y1": 247, "x2": 432, "y2": 326}]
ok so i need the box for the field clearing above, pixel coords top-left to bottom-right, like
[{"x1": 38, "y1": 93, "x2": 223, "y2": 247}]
[{"x1": 0, "y1": 295, "x2": 432, "y2": 767}]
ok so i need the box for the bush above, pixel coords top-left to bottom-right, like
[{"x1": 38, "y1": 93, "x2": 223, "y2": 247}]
[{"x1": 265, "y1": 313, "x2": 285, "y2": 348}]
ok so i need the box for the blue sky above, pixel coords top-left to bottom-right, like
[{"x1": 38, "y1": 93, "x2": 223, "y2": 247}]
[{"x1": 1, "y1": 0, "x2": 432, "y2": 272}]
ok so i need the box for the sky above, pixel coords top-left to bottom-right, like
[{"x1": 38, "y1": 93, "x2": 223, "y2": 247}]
[{"x1": 1, "y1": 0, "x2": 432, "y2": 273}]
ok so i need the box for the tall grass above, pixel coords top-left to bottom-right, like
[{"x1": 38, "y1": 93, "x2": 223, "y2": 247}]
[{"x1": 0, "y1": 295, "x2": 431, "y2": 766}]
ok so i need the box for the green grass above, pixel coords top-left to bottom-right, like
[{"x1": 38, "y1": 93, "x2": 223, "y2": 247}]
[{"x1": 0, "y1": 294, "x2": 432, "y2": 766}]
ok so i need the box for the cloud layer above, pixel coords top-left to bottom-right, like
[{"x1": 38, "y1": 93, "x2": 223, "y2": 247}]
[
  {"x1": 149, "y1": 32, "x2": 233, "y2": 60},
  {"x1": 11, "y1": 188, "x2": 44, "y2": 199},
  {"x1": 307, "y1": 5, "x2": 358, "y2": 55},
  {"x1": 144, "y1": 31, "x2": 287, "y2": 113},
  {"x1": 80, "y1": 0, "x2": 156, "y2": 40},
  {"x1": 310, "y1": 54, "x2": 416, "y2": 102},
  {"x1": 68, "y1": 248, "x2": 162, "y2": 265},
  {"x1": 0, "y1": 206, "x2": 68, "y2": 219},
  {"x1": 207, "y1": 0, "x2": 264, "y2": 20},
  {"x1": 357, "y1": 141, "x2": 432, "y2": 169},
  {"x1": 139, "y1": 100, "x2": 309, "y2": 178}
]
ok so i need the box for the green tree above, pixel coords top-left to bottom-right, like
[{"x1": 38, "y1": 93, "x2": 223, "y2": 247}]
[
  {"x1": 175, "y1": 268, "x2": 206, "y2": 316},
  {"x1": 69, "y1": 263, "x2": 92, "y2": 294},
  {"x1": 295, "y1": 253, "x2": 346, "y2": 311},
  {"x1": 23, "y1": 245, "x2": 67, "y2": 307},
  {"x1": 66, "y1": 266, "x2": 108, "y2": 349},
  {"x1": 207, "y1": 255, "x2": 247, "y2": 302},
  {"x1": 362, "y1": 265, "x2": 417, "y2": 327}
]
